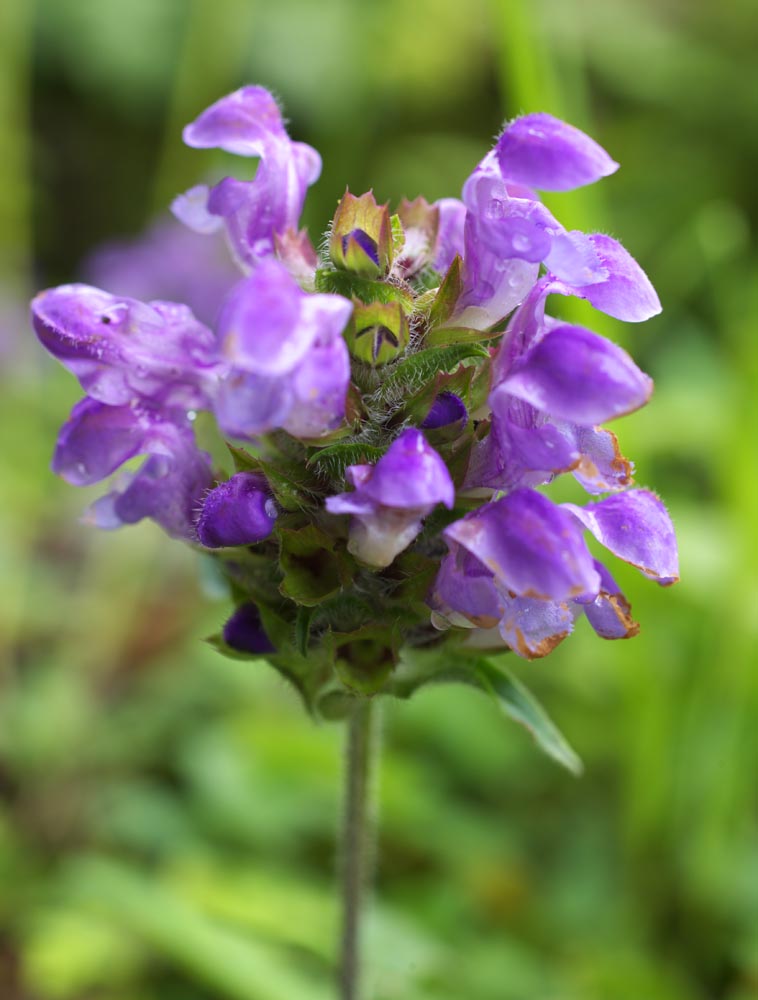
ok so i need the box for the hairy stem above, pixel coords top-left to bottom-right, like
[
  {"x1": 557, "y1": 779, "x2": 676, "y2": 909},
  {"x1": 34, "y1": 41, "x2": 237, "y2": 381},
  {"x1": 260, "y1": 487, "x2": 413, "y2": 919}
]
[{"x1": 339, "y1": 698, "x2": 380, "y2": 1000}]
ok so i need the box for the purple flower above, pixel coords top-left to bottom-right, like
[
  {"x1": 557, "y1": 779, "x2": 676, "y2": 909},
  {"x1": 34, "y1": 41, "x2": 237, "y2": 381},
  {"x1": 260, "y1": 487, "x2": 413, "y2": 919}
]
[
  {"x1": 326, "y1": 428, "x2": 454, "y2": 568},
  {"x1": 465, "y1": 272, "x2": 654, "y2": 494},
  {"x1": 31, "y1": 284, "x2": 221, "y2": 410},
  {"x1": 54, "y1": 397, "x2": 213, "y2": 540},
  {"x1": 214, "y1": 259, "x2": 352, "y2": 439},
  {"x1": 83, "y1": 216, "x2": 238, "y2": 327},
  {"x1": 196, "y1": 472, "x2": 277, "y2": 548},
  {"x1": 441, "y1": 114, "x2": 657, "y2": 332},
  {"x1": 432, "y1": 488, "x2": 677, "y2": 658},
  {"x1": 173, "y1": 86, "x2": 321, "y2": 271},
  {"x1": 223, "y1": 602, "x2": 276, "y2": 654}
]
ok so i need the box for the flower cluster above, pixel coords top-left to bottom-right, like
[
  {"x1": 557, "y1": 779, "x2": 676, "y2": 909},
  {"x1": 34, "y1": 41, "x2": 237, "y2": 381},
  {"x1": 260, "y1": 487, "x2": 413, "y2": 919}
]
[{"x1": 32, "y1": 86, "x2": 678, "y2": 709}]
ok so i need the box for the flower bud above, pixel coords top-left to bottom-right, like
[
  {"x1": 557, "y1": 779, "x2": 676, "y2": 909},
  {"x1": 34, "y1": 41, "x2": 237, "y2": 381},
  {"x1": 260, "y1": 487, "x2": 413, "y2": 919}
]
[
  {"x1": 344, "y1": 300, "x2": 409, "y2": 365},
  {"x1": 329, "y1": 191, "x2": 392, "y2": 277},
  {"x1": 223, "y1": 602, "x2": 276, "y2": 654},
  {"x1": 197, "y1": 472, "x2": 277, "y2": 548}
]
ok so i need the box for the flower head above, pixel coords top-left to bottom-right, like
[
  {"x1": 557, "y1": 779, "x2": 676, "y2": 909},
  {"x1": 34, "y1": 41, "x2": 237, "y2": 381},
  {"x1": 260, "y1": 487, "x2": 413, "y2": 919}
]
[{"x1": 33, "y1": 85, "x2": 678, "y2": 731}]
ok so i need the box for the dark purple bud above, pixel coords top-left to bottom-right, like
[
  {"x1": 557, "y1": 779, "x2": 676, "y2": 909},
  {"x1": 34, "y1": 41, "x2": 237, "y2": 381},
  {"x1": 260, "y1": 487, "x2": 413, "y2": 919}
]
[
  {"x1": 223, "y1": 602, "x2": 276, "y2": 654},
  {"x1": 196, "y1": 472, "x2": 277, "y2": 548},
  {"x1": 421, "y1": 392, "x2": 467, "y2": 430}
]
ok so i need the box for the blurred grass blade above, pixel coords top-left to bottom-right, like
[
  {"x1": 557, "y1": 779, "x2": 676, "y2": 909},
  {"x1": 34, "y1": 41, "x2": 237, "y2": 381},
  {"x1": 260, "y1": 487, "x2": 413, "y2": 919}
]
[
  {"x1": 476, "y1": 660, "x2": 583, "y2": 775},
  {"x1": 61, "y1": 855, "x2": 332, "y2": 1000}
]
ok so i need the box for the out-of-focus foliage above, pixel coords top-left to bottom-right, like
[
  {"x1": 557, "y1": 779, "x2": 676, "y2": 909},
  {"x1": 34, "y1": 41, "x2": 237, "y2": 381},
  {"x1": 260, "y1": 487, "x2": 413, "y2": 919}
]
[{"x1": 1, "y1": 0, "x2": 756, "y2": 997}]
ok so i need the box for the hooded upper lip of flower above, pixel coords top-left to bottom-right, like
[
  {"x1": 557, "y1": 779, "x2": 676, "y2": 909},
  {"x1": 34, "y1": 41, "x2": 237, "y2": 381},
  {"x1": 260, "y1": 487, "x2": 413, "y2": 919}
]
[{"x1": 171, "y1": 86, "x2": 322, "y2": 272}]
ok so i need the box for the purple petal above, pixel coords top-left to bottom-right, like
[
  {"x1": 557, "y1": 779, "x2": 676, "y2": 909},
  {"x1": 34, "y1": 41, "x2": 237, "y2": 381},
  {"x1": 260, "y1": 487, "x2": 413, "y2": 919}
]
[
  {"x1": 77, "y1": 414, "x2": 213, "y2": 540},
  {"x1": 462, "y1": 150, "x2": 507, "y2": 214},
  {"x1": 361, "y1": 429, "x2": 454, "y2": 509},
  {"x1": 497, "y1": 595, "x2": 575, "y2": 659},
  {"x1": 457, "y1": 213, "x2": 539, "y2": 329},
  {"x1": 444, "y1": 488, "x2": 600, "y2": 602},
  {"x1": 283, "y1": 332, "x2": 351, "y2": 438},
  {"x1": 579, "y1": 560, "x2": 640, "y2": 639},
  {"x1": 500, "y1": 324, "x2": 653, "y2": 425},
  {"x1": 543, "y1": 230, "x2": 608, "y2": 286},
  {"x1": 53, "y1": 398, "x2": 167, "y2": 486},
  {"x1": 183, "y1": 86, "x2": 289, "y2": 155},
  {"x1": 170, "y1": 185, "x2": 224, "y2": 235},
  {"x1": 572, "y1": 426, "x2": 635, "y2": 494},
  {"x1": 32, "y1": 283, "x2": 219, "y2": 409},
  {"x1": 570, "y1": 234, "x2": 661, "y2": 322},
  {"x1": 223, "y1": 602, "x2": 276, "y2": 654},
  {"x1": 218, "y1": 262, "x2": 312, "y2": 375},
  {"x1": 503, "y1": 409, "x2": 580, "y2": 473},
  {"x1": 564, "y1": 490, "x2": 679, "y2": 584},
  {"x1": 340, "y1": 506, "x2": 428, "y2": 568},
  {"x1": 219, "y1": 260, "x2": 352, "y2": 377},
  {"x1": 432, "y1": 544, "x2": 503, "y2": 627},
  {"x1": 196, "y1": 472, "x2": 277, "y2": 548},
  {"x1": 432, "y1": 198, "x2": 466, "y2": 273},
  {"x1": 496, "y1": 113, "x2": 619, "y2": 192},
  {"x1": 214, "y1": 370, "x2": 293, "y2": 439}
]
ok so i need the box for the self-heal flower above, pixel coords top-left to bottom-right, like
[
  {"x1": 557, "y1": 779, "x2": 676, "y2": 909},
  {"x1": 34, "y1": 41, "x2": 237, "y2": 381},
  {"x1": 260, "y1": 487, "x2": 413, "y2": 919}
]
[
  {"x1": 31, "y1": 284, "x2": 221, "y2": 410},
  {"x1": 214, "y1": 258, "x2": 353, "y2": 439},
  {"x1": 173, "y1": 86, "x2": 321, "y2": 271},
  {"x1": 54, "y1": 397, "x2": 213, "y2": 540},
  {"x1": 432, "y1": 488, "x2": 677, "y2": 658},
  {"x1": 326, "y1": 429, "x2": 454, "y2": 568}
]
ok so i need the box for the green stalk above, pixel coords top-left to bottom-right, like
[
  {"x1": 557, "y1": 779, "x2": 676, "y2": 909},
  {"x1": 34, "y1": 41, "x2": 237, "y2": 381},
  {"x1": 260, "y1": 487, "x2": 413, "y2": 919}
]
[{"x1": 339, "y1": 698, "x2": 380, "y2": 1000}]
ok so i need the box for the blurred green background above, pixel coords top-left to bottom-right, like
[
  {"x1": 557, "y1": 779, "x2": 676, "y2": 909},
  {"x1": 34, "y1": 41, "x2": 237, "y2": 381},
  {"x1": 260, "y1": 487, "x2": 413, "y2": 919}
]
[{"x1": 1, "y1": 0, "x2": 757, "y2": 997}]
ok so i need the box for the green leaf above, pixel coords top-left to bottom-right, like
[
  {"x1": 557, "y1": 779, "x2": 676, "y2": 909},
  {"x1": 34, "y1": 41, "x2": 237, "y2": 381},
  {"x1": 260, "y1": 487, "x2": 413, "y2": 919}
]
[
  {"x1": 377, "y1": 342, "x2": 489, "y2": 400},
  {"x1": 427, "y1": 255, "x2": 462, "y2": 328},
  {"x1": 473, "y1": 660, "x2": 583, "y2": 776},
  {"x1": 387, "y1": 644, "x2": 582, "y2": 775}
]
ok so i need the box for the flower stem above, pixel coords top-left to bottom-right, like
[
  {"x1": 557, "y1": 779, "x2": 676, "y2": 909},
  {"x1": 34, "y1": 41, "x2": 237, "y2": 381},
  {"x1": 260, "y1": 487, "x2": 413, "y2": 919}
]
[{"x1": 339, "y1": 697, "x2": 380, "y2": 1000}]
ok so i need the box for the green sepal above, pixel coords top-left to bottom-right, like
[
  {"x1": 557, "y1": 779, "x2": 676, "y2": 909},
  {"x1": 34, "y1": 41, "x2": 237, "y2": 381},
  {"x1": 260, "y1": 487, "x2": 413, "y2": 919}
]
[
  {"x1": 295, "y1": 605, "x2": 314, "y2": 657},
  {"x1": 397, "y1": 196, "x2": 439, "y2": 253},
  {"x1": 314, "y1": 267, "x2": 414, "y2": 311},
  {"x1": 226, "y1": 442, "x2": 321, "y2": 512},
  {"x1": 399, "y1": 350, "x2": 490, "y2": 432},
  {"x1": 390, "y1": 213, "x2": 405, "y2": 260},
  {"x1": 346, "y1": 299, "x2": 410, "y2": 366},
  {"x1": 209, "y1": 601, "x2": 337, "y2": 715},
  {"x1": 278, "y1": 523, "x2": 349, "y2": 607},
  {"x1": 377, "y1": 342, "x2": 489, "y2": 401},
  {"x1": 307, "y1": 440, "x2": 386, "y2": 481},
  {"x1": 427, "y1": 255, "x2": 462, "y2": 328},
  {"x1": 424, "y1": 325, "x2": 501, "y2": 348},
  {"x1": 332, "y1": 625, "x2": 398, "y2": 695}
]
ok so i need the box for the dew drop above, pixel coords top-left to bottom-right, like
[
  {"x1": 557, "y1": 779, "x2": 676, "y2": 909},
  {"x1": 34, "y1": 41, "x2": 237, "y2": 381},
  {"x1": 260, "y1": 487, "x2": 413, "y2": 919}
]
[{"x1": 512, "y1": 234, "x2": 530, "y2": 253}]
